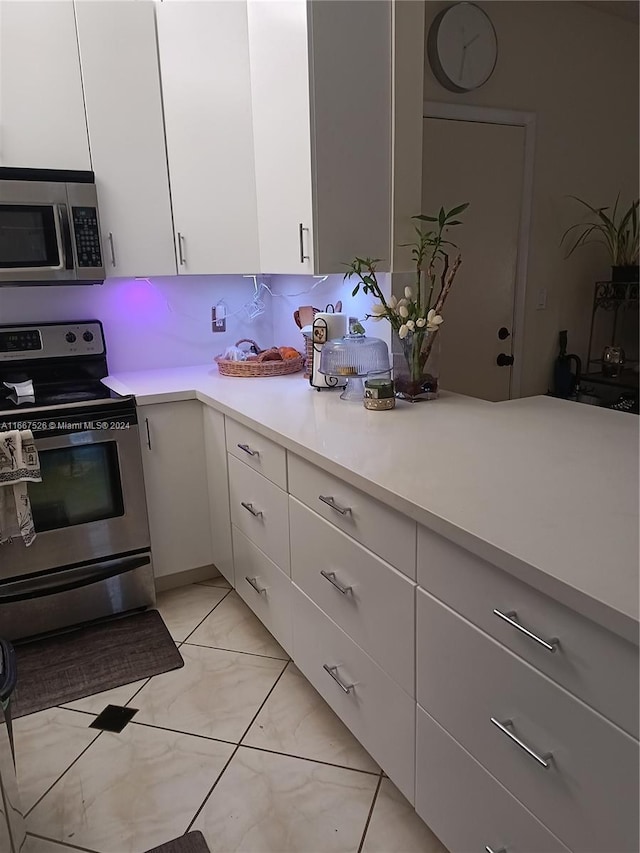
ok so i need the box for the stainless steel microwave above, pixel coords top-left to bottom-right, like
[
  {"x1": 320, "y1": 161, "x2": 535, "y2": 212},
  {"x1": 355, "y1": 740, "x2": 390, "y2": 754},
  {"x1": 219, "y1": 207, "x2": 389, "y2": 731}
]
[{"x1": 0, "y1": 168, "x2": 105, "y2": 286}]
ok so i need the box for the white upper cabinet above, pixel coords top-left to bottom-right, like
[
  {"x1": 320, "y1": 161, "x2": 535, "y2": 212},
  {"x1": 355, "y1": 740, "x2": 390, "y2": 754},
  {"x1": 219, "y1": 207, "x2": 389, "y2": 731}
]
[
  {"x1": 75, "y1": 1, "x2": 177, "y2": 278},
  {"x1": 156, "y1": 0, "x2": 260, "y2": 275},
  {"x1": 0, "y1": 1, "x2": 90, "y2": 170},
  {"x1": 247, "y1": 0, "x2": 392, "y2": 274}
]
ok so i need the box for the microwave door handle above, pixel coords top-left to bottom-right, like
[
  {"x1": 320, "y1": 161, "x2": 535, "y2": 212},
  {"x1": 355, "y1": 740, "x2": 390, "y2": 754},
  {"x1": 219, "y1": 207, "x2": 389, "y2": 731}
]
[{"x1": 55, "y1": 204, "x2": 74, "y2": 270}]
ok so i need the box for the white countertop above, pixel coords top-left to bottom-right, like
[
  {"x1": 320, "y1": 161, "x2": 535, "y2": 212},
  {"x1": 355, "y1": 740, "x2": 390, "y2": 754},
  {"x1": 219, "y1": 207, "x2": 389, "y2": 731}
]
[{"x1": 105, "y1": 364, "x2": 639, "y2": 644}]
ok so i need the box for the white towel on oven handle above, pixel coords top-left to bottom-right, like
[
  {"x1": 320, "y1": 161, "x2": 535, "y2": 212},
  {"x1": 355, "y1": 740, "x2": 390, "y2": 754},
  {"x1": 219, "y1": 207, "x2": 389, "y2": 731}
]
[{"x1": 0, "y1": 429, "x2": 42, "y2": 547}]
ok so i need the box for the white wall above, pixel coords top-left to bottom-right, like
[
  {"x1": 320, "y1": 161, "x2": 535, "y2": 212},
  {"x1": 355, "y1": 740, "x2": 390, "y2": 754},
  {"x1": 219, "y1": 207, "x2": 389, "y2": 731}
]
[
  {"x1": 0, "y1": 277, "x2": 273, "y2": 373},
  {"x1": 269, "y1": 273, "x2": 392, "y2": 352},
  {"x1": 0, "y1": 272, "x2": 389, "y2": 373},
  {"x1": 418, "y1": 0, "x2": 639, "y2": 396}
]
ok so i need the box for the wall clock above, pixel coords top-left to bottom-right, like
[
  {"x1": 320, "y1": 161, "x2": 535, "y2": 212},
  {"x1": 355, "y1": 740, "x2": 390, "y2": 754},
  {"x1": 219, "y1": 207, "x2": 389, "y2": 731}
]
[{"x1": 427, "y1": 3, "x2": 498, "y2": 93}]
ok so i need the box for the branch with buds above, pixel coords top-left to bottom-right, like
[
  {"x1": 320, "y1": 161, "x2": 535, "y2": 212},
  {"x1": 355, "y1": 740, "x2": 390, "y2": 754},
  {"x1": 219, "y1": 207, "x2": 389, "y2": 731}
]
[{"x1": 343, "y1": 203, "x2": 468, "y2": 341}]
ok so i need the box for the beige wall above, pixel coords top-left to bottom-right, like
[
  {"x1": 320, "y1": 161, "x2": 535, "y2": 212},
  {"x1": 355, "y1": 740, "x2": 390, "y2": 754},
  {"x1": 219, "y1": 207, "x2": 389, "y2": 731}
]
[{"x1": 410, "y1": 0, "x2": 639, "y2": 397}]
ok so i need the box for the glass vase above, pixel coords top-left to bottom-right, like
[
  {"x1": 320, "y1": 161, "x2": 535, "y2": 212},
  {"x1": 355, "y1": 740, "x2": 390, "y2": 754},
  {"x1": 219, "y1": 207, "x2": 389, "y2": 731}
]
[{"x1": 392, "y1": 328, "x2": 440, "y2": 402}]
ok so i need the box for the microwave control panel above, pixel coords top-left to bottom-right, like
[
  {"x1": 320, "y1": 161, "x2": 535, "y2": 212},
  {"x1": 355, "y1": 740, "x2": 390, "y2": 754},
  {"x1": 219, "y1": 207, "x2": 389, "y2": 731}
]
[{"x1": 72, "y1": 207, "x2": 102, "y2": 268}]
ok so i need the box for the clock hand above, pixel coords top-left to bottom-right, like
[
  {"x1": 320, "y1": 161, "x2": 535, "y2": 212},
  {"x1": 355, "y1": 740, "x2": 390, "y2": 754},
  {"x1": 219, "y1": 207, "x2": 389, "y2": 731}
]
[
  {"x1": 459, "y1": 44, "x2": 468, "y2": 82},
  {"x1": 464, "y1": 32, "x2": 480, "y2": 49}
]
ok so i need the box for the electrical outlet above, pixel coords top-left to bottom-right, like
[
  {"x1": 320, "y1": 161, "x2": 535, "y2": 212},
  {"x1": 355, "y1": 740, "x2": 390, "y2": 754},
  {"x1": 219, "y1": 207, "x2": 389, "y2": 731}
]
[
  {"x1": 211, "y1": 307, "x2": 226, "y2": 333},
  {"x1": 536, "y1": 288, "x2": 547, "y2": 310}
]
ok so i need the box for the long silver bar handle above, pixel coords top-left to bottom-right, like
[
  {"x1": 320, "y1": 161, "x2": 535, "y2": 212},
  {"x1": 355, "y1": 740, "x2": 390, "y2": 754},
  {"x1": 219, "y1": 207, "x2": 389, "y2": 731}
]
[
  {"x1": 485, "y1": 846, "x2": 507, "y2": 853},
  {"x1": 108, "y1": 232, "x2": 116, "y2": 267},
  {"x1": 299, "y1": 223, "x2": 310, "y2": 263},
  {"x1": 319, "y1": 495, "x2": 352, "y2": 516},
  {"x1": 320, "y1": 570, "x2": 352, "y2": 596},
  {"x1": 177, "y1": 231, "x2": 186, "y2": 266},
  {"x1": 490, "y1": 718, "x2": 552, "y2": 769},
  {"x1": 493, "y1": 609, "x2": 559, "y2": 653},
  {"x1": 145, "y1": 418, "x2": 152, "y2": 450},
  {"x1": 323, "y1": 664, "x2": 354, "y2": 694},
  {"x1": 237, "y1": 443, "x2": 259, "y2": 457},
  {"x1": 245, "y1": 576, "x2": 266, "y2": 595},
  {"x1": 241, "y1": 501, "x2": 263, "y2": 518}
]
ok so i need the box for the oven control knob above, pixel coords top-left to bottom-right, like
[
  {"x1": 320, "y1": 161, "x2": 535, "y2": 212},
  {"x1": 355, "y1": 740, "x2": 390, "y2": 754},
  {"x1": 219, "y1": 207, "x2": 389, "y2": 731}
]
[
  {"x1": 83, "y1": 331, "x2": 94, "y2": 342},
  {"x1": 65, "y1": 332, "x2": 77, "y2": 343}
]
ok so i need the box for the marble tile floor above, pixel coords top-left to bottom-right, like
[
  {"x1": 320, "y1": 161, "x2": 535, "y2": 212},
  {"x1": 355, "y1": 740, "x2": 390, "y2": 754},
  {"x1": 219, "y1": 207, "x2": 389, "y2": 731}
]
[{"x1": 15, "y1": 579, "x2": 447, "y2": 853}]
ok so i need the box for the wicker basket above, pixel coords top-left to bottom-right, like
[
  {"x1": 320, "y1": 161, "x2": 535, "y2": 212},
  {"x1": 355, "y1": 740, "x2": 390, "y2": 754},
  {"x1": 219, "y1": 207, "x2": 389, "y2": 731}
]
[{"x1": 215, "y1": 339, "x2": 304, "y2": 377}]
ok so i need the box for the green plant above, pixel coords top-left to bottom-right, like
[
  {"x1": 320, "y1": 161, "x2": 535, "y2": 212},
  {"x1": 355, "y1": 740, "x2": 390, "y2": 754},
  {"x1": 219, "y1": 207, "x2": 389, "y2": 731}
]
[
  {"x1": 344, "y1": 203, "x2": 469, "y2": 334},
  {"x1": 344, "y1": 204, "x2": 468, "y2": 395},
  {"x1": 561, "y1": 195, "x2": 639, "y2": 267}
]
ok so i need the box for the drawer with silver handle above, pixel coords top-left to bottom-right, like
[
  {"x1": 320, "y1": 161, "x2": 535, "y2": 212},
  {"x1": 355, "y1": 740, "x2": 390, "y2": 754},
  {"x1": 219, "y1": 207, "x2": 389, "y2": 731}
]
[
  {"x1": 416, "y1": 588, "x2": 639, "y2": 853},
  {"x1": 228, "y1": 454, "x2": 290, "y2": 572},
  {"x1": 289, "y1": 497, "x2": 415, "y2": 696},
  {"x1": 232, "y1": 525, "x2": 292, "y2": 655},
  {"x1": 417, "y1": 524, "x2": 639, "y2": 738},
  {"x1": 288, "y1": 453, "x2": 416, "y2": 578},
  {"x1": 291, "y1": 583, "x2": 415, "y2": 803},
  {"x1": 416, "y1": 704, "x2": 571, "y2": 853},
  {"x1": 225, "y1": 417, "x2": 287, "y2": 489}
]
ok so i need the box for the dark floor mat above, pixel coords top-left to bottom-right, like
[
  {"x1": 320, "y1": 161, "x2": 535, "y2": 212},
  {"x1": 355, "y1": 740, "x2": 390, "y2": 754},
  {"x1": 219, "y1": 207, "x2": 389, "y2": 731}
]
[
  {"x1": 11, "y1": 609, "x2": 183, "y2": 718},
  {"x1": 145, "y1": 830, "x2": 211, "y2": 853}
]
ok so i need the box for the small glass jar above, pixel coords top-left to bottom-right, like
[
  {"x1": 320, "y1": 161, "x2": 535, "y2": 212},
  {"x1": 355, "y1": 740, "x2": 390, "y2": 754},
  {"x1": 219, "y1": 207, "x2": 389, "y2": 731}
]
[{"x1": 364, "y1": 374, "x2": 395, "y2": 410}]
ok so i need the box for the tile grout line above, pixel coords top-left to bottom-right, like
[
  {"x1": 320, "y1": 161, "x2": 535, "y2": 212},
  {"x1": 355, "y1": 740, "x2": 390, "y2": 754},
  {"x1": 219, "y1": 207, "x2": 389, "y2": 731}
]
[
  {"x1": 181, "y1": 638, "x2": 289, "y2": 661},
  {"x1": 185, "y1": 659, "x2": 291, "y2": 833},
  {"x1": 24, "y1": 729, "x2": 105, "y2": 819},
  {"x1": 179, "y1": 587, "x2": 233, "y2": 644},
  {"x1": 357, "y1": 772, "x2": 384, "y2": 853},
  {"x1": 26, "y1": 830, "x2": 100, "y2": 853}
]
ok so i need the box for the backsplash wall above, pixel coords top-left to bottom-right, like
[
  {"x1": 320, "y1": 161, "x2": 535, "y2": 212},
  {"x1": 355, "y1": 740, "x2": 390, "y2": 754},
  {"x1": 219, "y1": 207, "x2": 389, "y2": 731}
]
[
  {"x1": 0, "y1": 276, "x2": 273, "y2": 372},
  {"x1": 0, "y1": 273, "x2": 387, "y2": 372}
]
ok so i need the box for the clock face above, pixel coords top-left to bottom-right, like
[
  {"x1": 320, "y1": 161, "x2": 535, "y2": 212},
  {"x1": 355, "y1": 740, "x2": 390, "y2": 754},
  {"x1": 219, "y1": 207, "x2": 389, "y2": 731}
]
[{"x1": 428, "y1": 3, "x2": 498, "y2": 92}]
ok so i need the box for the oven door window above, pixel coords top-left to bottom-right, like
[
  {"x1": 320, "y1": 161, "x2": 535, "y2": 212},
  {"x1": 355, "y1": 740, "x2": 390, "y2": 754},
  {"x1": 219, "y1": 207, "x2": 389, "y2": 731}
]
[
  {"x1": 0, "y1": 204, "x2": 60, "y2": 268},
  {"x1": 28, "y1": 442, "x2": 124, "y2": 532}
]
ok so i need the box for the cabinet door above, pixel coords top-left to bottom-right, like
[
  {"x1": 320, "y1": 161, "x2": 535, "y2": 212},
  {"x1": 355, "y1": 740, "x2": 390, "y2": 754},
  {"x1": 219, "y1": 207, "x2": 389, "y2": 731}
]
[
  {"x1": 156, "y1": 0, "x2": 260, "y2": 275},
  {"x1": 75, "y1": 1, "x2": 176, "y2": 278},
  {"x1": 247, "y1": 0, "x2": 314, "y2": 274},
  {"x1": 139, "y1": 401, "x2": 213, "y2": 579},
  {"x1": 0, "y1": 1, "x2": 90, "y2": 169},
  {"x1": 308, "y1": 0, "x2": 392, "y2": 272},
  {"x1": 203, "y1": 407, "x2": 234, "y2": 586}
]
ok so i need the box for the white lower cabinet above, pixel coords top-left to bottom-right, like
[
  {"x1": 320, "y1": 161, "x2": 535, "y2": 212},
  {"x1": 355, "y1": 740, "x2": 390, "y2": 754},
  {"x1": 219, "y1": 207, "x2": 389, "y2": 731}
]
[
  {"x1": 228, "y1": 454, "x2": 290, "y2": 573},
  {"x1": 291, "y1": 583, "x2": 415, "y2": 803},
  {"x1": 289, "y1": 496, "x2": 414, "y2": 697},
  {"x1": 139, "y1": 401, "x2": 213, "y2": 579},
  {"x1": 203, "y1": 407, "x2": 233, "y2": 586},
  {"x1": 417, "y1": 588, "x2": 639, "y2": 853},
  {"x1": 233, "y1": 526, "x2": 292, "y2": 656},
  {"x1": 416, "y1": 705, "x2": 571, "y2": 853}
]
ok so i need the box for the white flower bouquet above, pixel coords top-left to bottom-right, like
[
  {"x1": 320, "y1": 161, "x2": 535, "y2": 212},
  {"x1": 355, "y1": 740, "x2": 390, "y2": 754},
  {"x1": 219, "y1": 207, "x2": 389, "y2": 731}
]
[{"x1": 345, "y1": 203, "x2": 468, "y2": 400}]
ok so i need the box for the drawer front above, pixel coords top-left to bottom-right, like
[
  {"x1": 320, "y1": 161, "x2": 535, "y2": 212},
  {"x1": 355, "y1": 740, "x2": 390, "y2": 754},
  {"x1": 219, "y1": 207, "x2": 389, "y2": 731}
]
[
  {"x1": 417, "y1": 588, "x2": 639, "y2": 853},
  {"x1": 228, "y1": 454, "x2": 290, "y2": 572},
  {"x1": 226, "y1": 417, "x2": 287, "y2": 489},
  {"x1": 417, "y1": 705, "x2": 571, "y2": 853},
  {"x1": 417, "y1": 525, "x2": 639, "y2": 738},
  {"x1": 233, "y1": 525, "x2": 292, "y2": 656},
  {"x1": 288, "y1": 453, "x2": 416, "y2": 578},
  {"x1": 291, "y1": 584, "x2": 415, "y2": 803},
  {"x1": 290, "y1": 497, "x2": 414, "y2": 696}
]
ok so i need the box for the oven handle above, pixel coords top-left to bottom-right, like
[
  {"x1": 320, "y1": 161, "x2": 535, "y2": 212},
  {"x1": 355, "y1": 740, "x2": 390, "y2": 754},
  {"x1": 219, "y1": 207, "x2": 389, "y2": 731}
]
[{"x1": 0, "y1": 553, "x2": 151, "y2": 604}]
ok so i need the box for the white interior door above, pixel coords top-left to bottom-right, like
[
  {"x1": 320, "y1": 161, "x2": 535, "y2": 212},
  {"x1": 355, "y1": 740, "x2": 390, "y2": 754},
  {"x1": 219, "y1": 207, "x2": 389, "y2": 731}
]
[{"x1": 422, "y1": 117, "x2": 525, "y2": 401}]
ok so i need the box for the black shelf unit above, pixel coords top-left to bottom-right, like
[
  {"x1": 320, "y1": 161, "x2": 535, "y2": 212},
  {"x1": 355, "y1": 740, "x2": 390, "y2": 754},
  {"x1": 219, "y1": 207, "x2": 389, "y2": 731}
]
[{"x1": 584, "y1": 280, "x2": 639, "y2": 395}]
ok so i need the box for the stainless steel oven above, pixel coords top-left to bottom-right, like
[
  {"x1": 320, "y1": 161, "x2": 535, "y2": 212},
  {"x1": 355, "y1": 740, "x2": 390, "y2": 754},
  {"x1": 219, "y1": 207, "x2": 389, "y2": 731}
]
[
  {"x1": 0, "y1": 321, "x2": 154, "y2": 641},
  {"x1": 0, "y1": 168, "x2": 105, "y2": 286}
]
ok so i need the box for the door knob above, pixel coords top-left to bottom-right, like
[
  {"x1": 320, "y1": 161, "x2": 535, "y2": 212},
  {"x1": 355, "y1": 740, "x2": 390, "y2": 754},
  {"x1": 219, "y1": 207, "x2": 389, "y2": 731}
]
[
  {"x1": 498, "y1": 327, "x2": 510, "y2": 340},
  {"x1": 497, "y1": 353, "x2": 514, "y2": 367}
]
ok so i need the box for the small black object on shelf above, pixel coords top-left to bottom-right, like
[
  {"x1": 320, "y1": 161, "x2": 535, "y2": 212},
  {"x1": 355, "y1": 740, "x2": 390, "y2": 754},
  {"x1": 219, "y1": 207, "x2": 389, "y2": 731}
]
[{"x1": 551, "y1": 330, "x2": 581, "y2": 398}]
